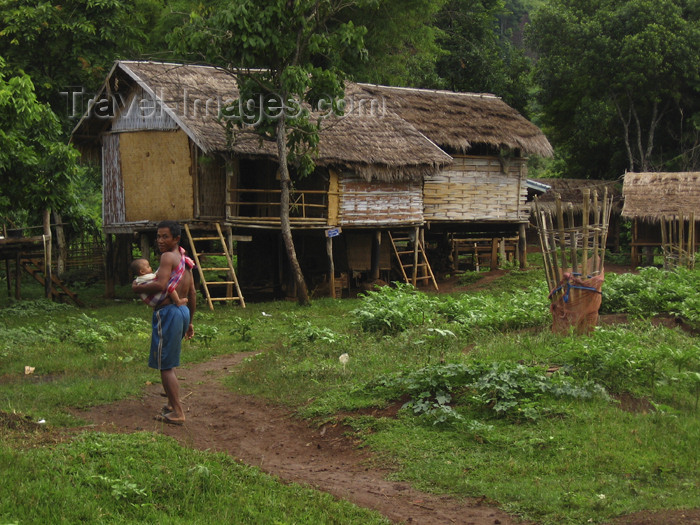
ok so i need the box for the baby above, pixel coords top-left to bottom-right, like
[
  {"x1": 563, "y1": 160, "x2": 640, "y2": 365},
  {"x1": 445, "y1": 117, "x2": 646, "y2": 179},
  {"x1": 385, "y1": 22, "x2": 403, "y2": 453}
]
[{"x1": 130, "y1": 258, "x2": 188, "y2": 307}]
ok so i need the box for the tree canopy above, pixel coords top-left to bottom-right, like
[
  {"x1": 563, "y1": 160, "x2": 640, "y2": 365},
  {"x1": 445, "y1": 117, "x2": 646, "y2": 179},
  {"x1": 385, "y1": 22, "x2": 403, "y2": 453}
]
[
  {"x1": 435, "y1": 0, "x2": 532, "y2": 113},
  {"x1": 0, "y1": 59, "x2": 86, "y2": 226},
  {"x1": 528, "y1": 0, "x2": 700, "y2": 177},
  {"x1": 0, "y1": 0, "x2": 159, "y2": 124}
]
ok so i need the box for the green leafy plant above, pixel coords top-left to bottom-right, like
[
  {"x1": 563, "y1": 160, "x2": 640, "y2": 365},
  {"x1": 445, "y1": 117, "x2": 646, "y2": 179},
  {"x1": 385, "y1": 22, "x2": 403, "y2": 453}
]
[
  {"x1": 194, "y1": 325, "x2": 219, "y2": 347},
  {"x1": 290, "y1": 322, "x2": 343, "y2": 347},
  {"x1": 352, "y1": 283, "x2": 437, "y2": 333},
  {"x1": 74, "y1": 328, "x2": 107, "y2": 352},
  {"x1": 229, "y1": 317, "x2": 253, "y2": 342}
]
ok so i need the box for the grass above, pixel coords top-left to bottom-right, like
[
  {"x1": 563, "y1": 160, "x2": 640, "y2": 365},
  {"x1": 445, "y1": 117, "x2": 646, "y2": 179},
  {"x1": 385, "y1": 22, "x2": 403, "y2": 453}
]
[
  {"x1": 1, "y1": 268, "x2": 699, "y2": 524},
  {"x1": 0, "y1": 429, "x2": 389, "y2": 524}
]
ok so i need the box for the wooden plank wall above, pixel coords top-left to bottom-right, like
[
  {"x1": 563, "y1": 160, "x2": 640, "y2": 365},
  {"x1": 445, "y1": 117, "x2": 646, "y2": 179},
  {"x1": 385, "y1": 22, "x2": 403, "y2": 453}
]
[
  {"x1": 102, "y1": 133, "x2": 125, "y2": 226},
  {"x1": 198, "y1": 155, "x2": 227, "y2": 218},
  {"x1": 339, "y1": 174, "x2": 423, "y2": 226},
  {"x1": 424, "y1": 155, "x2": 527, "y2": 222},
  {"x1": 112, "y1": 86, "x2": 179, "y2": 132}
]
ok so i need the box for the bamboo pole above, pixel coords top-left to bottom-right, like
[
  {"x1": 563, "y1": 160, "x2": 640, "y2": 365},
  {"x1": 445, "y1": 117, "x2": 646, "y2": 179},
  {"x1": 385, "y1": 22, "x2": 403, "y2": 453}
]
[
  {"x1": 412, "y1": 226, "x2": 419, "y2": 286},
  {"x1": 546, "y1": 211, "x2": 561, "y2": 284},
  {"x1": 599, "y1": 188, "x2": 610, "y2": 272},
  {"x1": 591, "y1": 191, "x2": 600, "y2": 274},
  {"x1": 581, "y1": 189, "x2": 590, "y2": 276},
  {"x1": 661, "y1": 216, "x2": 668, "y2": 269},
  {"x1": 567, "y1": 203, "x2": 578, "y2": 275},
  {"x1": 556, "y1": 194, "x2": 568, "y2": 272},
  {"x1": 689, "y1": 213, "x2": 696, "y2": 269},
  {"x1": 534, "y1": 198, "x2": 555, "y2": 291}
]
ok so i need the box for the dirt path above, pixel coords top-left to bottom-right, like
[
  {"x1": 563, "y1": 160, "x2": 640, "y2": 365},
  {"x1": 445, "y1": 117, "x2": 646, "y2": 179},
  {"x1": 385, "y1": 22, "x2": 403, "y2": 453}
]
[
  {"x1": 75, "y1": 352, "x2": 700, "y2": 525},
  {"x1": 77, "y1": 352, "x2": 525, "y2": 525}
]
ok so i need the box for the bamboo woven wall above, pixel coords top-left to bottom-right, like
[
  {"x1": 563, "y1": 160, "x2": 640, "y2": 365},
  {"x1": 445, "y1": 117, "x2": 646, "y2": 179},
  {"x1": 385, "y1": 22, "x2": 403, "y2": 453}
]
[
  {"x1": 120, "y1": 130, "x2": 193, "y2": 221},
  {"x1": 338, "y1": 173, "x2": 423, "y2": 226},
  {"x1": 424, "y1": 156, "x2": 527, "y2": 221},
  {"x1": 102, "y1": 133, "x2": 125, "y2": 226}
]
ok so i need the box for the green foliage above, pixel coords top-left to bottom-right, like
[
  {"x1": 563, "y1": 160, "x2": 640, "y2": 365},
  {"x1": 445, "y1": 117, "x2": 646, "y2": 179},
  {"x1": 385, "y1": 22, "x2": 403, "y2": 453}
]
[
  {"x1": 528, "y1": 0, "x2": 700, "y2": 176},
  {"x1": 290, "y1": 321, "x2": 344, "y2": 347},
  {"x1": 371, "y1": 361, "x2": 607, "y2": 424},
  {"x1": 557, "y1": 324, "x2": 700, "y2": 399},
  {"x1": 229, "y1": 317, "x2": 253, "y2": 342},
  {"x1": 73, "y1": 328, "x2": 107, "y2": 352},
  {"x1": 194, "y1": 324, "x2": 219, "y2": 347},
  {"x1": 0, "y1": 0, "x2": 157, "y2": 117},
  {"x1": 352, "y1": 282, "x2": 437, "y2": 333},
  {"x1": 1, "y1": 299, "x2": 74, "y2": 317},
  {"x1": 435, "y1": 0, "x2": 533, "y2": 112},
  {"x1": 602, "y1": 267, "x2": 700, "y2": 317},
  {"x1": 0, "y1": 59, "x2": 85, "y2": 218},
  {"x1": 335, "y1": 0, "x2": 446, "y2": 87}
]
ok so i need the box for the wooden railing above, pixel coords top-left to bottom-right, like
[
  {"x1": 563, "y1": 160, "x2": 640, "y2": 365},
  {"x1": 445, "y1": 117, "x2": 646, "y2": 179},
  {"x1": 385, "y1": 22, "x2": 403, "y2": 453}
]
[{"x1": 227, "y1": 188, "x2": 330, "y2": 222}]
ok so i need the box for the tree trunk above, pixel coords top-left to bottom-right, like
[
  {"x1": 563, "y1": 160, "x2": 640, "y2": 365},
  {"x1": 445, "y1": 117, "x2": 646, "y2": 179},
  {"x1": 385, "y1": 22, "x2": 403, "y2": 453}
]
[
  {"x1": 43, "y1": 208, "x2": 52, "y2": 299},
  {"x1": 53, "y1": 211, "x2": 67, "y2": 277},
  {"x1": 276, "y1": 115, "x2": 310, "y2": 305}
]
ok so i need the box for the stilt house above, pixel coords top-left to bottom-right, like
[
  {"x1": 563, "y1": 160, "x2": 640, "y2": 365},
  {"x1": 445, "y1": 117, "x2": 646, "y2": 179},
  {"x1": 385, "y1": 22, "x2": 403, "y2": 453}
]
[
  {"x1": 621, "y1": 172, "x2": 700, "y2": 267},
  {"x1": 71, "y1": 61, "x2": 552, "y2": 300}
]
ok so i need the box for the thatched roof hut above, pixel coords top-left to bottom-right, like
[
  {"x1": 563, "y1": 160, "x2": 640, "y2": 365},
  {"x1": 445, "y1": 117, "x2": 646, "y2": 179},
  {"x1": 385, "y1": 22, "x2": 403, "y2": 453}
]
[
  {"x1": 622, "y1": 172, "x2": 700, "y2": 221},
  {"x1": 353, "y1": 84, "x2": 554, "y2": 157},
  {"x1": 73, "y1": 61, "x2": 452, "y2": 182}
]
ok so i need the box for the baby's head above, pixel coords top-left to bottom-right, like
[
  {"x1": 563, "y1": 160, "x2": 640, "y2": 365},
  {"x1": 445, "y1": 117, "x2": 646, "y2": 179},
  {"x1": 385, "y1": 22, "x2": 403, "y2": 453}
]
[{"x1": 130, "y1": 258, "x2": 153, "y2": 276}]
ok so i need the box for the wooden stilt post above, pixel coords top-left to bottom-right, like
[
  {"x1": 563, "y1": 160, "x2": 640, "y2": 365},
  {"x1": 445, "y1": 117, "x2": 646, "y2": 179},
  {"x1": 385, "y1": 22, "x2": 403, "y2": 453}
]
[
  {"x1": 518, "y1": 223, "x2": 527, "y2": 269},
  {"x1": 412, "y1": 226, "x2": 419, "y2": 285},
  {"x1": 326, "y1": 235, "x2": 335, "y2": 299},
  {"x1": 43, "y1": 209, "x2": 52, "y2": 299},
  {"x1": 53, "y1": 212, "x2": 67, "y2": 278},
  {"x1": 104, "y1": 233, "x2": 115, "y2": 299},
  {"x1": 140, "y1": 233, "x2": 151, "y2": 262},
  {"x1": 15, "y1": 250, "x2": 21, "y2": 300}
]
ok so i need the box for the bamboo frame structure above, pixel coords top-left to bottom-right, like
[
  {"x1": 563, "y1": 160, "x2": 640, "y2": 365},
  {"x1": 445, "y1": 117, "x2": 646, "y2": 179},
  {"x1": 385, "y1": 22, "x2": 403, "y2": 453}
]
[
  {"x1": 533, "y1": 188, "x2": 613, "y2": 293},
  {"x1": 660, "y1": 212, "x2": 696, "y2": 270},
  {"x1": 534, "y1": 189, "x2": 613, "y2": 334}
]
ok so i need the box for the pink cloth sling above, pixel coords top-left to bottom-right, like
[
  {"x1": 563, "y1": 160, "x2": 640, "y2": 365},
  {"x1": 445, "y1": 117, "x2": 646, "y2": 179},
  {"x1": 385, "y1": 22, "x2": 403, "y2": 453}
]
[{"x1": 144, "y1": 246, "x2": 194, "y2": 307}]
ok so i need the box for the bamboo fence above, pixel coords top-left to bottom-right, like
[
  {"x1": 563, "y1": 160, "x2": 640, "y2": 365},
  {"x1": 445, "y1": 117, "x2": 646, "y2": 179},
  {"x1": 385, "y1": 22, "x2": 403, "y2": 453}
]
[{"x1": 660, "y1": 212, "x2": 696, "y2": 270}]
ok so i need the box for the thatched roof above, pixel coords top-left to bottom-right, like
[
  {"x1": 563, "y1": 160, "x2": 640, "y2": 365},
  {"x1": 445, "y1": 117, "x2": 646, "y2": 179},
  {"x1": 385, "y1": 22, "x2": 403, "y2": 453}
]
[
  {"x1": 72, "y1": 61, "x2": 552, "y2": 181},
  {"x1": 530, "y1": 178, "x2": 623, "y2": 213},
  {"x1": 72, "y1": 61, "x2": 451, "y2": 182},
  {"x1": 622, "y1": 172, "x2": 700, "y2": 221},
  {"x1": 353, "y1": 84, "x2": 554, "y2": 158}
]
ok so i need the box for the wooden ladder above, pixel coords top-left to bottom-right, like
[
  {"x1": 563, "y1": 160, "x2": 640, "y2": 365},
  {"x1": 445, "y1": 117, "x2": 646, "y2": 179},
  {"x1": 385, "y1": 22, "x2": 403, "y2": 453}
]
[
  {"x1": 19, "y1": 258, "x2": 84, "y2": 306},
  {"x1": 184, "y1": 223, "x2": 246, "y2": 310},
  {"x1": 388, "y1": 230, "x2": 438, "y2": 291}
]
